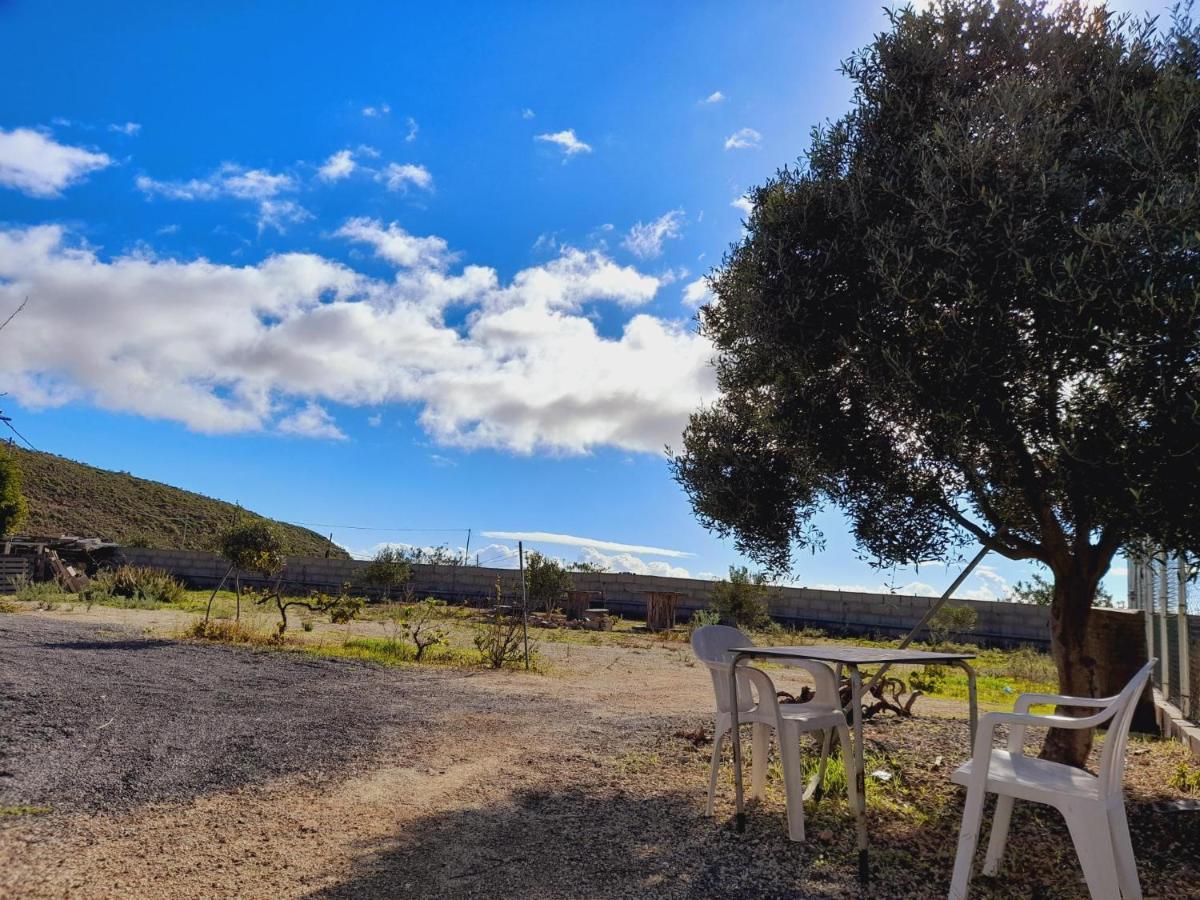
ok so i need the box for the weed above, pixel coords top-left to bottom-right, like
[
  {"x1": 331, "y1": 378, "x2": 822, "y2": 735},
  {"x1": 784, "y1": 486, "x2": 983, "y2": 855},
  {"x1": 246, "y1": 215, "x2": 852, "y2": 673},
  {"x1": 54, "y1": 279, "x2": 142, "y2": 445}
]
[
  {"x1": 184, "y1": 619, "x2": 278, "y2": 646},
  {"x1": 687, "y1": 609, "x2": 721, "y2": 634},
  {"x1": 0, "y1": 596, "x2": 17, "y2": 613},
  {"x1": 87, "y1": 566, "x2": 186, "y2": 606},
  {"x1": 1169, "y1": 763, "x2": 1200, "y2": 794},
  {"x1": 9, "y1": 574, "x2": 65, "y2": 605}
]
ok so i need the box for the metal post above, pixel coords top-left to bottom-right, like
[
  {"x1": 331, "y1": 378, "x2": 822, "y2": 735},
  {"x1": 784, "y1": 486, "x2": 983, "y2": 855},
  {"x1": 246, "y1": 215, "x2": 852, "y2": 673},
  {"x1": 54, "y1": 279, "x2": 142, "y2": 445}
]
[
  {"x1": 1178, "y1": 554, "x2": 1191, "y2": 719},
  {"x1": 849, "y1": 665, "x2": 869, "y2": 884},
  {"x1": 1160, "y1": 552, "x2": 1172, "y2": 700},
  {"x1": 518, "y1": 541, "x2": 530, "y2": 670}
]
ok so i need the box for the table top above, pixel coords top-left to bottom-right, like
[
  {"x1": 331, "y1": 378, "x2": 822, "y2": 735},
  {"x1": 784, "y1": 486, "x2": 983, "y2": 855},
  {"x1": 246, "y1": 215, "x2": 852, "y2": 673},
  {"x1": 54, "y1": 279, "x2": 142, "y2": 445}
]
[{"x1": 729, "y1": 644, "x2": 975, "y2": 665}]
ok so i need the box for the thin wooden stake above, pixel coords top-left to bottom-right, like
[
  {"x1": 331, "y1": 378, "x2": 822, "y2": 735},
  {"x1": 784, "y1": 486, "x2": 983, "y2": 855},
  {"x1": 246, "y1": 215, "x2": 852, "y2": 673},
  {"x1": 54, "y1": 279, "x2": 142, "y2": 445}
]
[{"x1": 519, "y1": 541, "x2": 530, "y2": 670}]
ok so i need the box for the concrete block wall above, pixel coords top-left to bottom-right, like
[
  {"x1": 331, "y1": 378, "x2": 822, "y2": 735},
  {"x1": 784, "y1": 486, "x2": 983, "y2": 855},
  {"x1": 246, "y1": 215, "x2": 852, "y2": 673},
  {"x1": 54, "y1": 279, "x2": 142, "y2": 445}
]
[{"x1": 120, "y1": 546, "x2": 1081, "y2": 647}]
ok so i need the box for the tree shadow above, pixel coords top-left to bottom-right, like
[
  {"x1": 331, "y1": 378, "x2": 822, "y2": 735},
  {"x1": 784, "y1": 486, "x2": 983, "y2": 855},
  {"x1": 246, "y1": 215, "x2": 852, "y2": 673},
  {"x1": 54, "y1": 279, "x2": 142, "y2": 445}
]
[
  {"x1": 306, "y1": 783, "x2": 853, "y2": 900},
  {"x1": 39, "y1": 638, "x2": 175, "y2": 651}
]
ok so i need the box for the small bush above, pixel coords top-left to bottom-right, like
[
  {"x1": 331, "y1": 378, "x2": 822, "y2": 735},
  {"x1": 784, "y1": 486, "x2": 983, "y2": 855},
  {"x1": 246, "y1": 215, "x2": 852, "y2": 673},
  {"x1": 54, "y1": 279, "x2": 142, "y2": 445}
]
[
  {"x1": 1003, "y1": 646, "x2": 1057, "y2": 684},
  {"x1": 688, "y1": 608, "x2": 721, "y2": 634},
  {"x1": 9, "y1": 575, "x2": 64, "y2": 605},
  {"x1": 708, "y1": 566, "x2": 771, "y2": 629},
  {"x1": 1170, "y1": 763, "x2": 1200, "y2": 794},
  {"x1": 88, "y1": 566, "x2": 186, "y2": 606},
  {"x1": 927, "y1": 603, "x2": 978, "y2": 648},
  {"x1": 0, "y1": 596, "x2": 17, "y2": 613},
  {"x1": 909, "y1": 664, "x2": 947, "y2": 694},
  {"x1": 185, "y1": 619, "x2": 272, "y2": 645}
]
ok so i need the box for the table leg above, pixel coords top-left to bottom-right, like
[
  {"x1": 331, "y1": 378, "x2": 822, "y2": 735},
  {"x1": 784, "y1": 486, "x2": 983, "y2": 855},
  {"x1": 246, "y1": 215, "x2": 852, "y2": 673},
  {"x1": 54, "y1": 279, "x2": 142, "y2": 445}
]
[
  {"x1": 728, "y1": 653, "x2": 746, "y2": 832},
  {"x1": 849, "y1": 665, "x2": 869, "y2": 883},
  {"x1": 951, "y1": 660, "x2": 979, "y2": 743}
]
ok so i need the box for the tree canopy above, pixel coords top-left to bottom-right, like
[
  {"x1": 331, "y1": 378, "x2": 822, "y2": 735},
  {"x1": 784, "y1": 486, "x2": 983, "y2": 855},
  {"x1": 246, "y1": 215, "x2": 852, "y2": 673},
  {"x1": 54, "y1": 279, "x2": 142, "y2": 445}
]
[
  {"x1": 0, "y1": 447, "x2": 27, "y2": 537},
  {"x1": 672, "y1": 0, "x2": 1200, "y2": 764}
]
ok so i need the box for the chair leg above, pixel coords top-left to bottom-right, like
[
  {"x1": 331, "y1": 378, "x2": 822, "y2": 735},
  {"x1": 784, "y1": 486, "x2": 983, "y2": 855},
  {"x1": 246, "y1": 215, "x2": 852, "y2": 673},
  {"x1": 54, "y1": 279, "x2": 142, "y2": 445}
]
[
  {"x1": 1063, "y1": 805, "x2": 1122, "y2": 900},
  {"x1": 835, "y1": 725, "x2": 861, "y2": 815},
  {"x1": 751, "y1": 722, "x2": 770, "y2": 800},
  {"x1": 778, "y1": 723, "x2": 806, "y2": 842},
  {"x1": 949, "y1": 784, "x2": 988, "y2": 900},
  {"x1": 705, "y1": 730, "x2": 726, "y2": 817},
  {"x1": 1106, "y1": 803, "x2": 1142, "y2": 900},
  {"x1": 982, "y1": 796, "x2": 1015, "y2": 876}
]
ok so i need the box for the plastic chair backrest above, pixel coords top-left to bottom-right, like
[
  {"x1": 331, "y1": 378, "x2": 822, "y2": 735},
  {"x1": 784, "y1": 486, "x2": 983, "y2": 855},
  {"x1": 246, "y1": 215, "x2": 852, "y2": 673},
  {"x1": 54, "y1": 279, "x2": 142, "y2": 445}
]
[
  {"x1": 1098, "y1": 659, "x2": 1156, "y2": 796},
  {"x1": 691, "y1": 624, "x2": 758, "y2": 713}
]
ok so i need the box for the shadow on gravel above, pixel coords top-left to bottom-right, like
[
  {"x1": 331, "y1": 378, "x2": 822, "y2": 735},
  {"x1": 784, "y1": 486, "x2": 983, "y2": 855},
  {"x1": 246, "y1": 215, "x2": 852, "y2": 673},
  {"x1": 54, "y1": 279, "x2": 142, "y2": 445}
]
[
  {"x1": 40, "y1": 639, "x2": 176, "y2": 651},
  {"x1": 305, "y1": 784, "x2": 847, "y2": 900}
]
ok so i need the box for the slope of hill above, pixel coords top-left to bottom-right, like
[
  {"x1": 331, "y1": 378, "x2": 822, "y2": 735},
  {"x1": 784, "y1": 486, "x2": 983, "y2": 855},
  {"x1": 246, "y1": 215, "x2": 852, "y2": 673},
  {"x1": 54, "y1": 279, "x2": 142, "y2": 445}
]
[{"x1": 7, "y1": 446, "x2": 348, "y2": 559}]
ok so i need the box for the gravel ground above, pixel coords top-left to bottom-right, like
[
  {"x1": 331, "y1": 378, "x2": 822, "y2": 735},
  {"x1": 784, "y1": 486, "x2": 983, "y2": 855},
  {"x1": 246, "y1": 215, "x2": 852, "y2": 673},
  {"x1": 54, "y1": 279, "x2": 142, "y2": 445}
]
[
  {"x1": 1, "y1": 616, "x2": 446, "y2": 812},
  {"x1": 2, "y1": 611, "x2": 1198, "y2": 899}
]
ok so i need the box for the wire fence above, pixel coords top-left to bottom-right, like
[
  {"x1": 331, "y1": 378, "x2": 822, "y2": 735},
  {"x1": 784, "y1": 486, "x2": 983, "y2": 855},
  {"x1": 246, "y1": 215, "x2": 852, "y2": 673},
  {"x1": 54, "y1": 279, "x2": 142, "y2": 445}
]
[{"x1": 1128, "y1": 549, "x2": 1198, "y2": 726}]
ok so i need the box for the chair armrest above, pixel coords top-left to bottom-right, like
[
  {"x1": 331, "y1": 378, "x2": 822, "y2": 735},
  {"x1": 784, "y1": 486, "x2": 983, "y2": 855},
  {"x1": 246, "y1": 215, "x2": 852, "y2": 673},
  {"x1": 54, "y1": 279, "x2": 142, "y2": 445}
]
[
  {"x1": 740, "y1": 666, "x2": 780, "y2": 711},
  {"x1": 988, "y1": 704, "x2": 1118, "y2": 753},
  {"x1": 1014, "y1": 692, "x2": 1114, "y2": 714}
]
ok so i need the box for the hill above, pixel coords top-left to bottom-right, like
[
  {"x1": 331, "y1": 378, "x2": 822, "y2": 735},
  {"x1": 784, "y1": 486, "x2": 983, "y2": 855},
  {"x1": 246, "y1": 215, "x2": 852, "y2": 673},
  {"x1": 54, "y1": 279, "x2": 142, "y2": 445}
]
[{"x1": 6, "y1": 446, "x2": 348, "y2": 559}]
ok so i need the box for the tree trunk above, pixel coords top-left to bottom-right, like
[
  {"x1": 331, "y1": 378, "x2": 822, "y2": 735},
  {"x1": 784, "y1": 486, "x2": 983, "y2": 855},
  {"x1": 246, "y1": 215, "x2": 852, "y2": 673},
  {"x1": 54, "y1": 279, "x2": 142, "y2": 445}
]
[{"x1": 1041, "y1": 567, "x2": 1103, "y2": 767}]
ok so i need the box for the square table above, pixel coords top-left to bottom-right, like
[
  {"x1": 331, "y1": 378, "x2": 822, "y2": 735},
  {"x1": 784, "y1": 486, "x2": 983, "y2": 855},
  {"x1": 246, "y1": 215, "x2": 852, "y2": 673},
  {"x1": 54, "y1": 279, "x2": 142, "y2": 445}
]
[{"x1": 727, "y1": 644, "x2": 978, "y2": 882}]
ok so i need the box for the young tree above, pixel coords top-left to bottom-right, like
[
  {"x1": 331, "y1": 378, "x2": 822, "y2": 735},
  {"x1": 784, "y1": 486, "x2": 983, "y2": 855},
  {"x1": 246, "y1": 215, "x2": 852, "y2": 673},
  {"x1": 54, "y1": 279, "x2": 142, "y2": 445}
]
[
  {"x1": 206, "y1": 521, "x2": 285, "y2": 623},
  {"x1": 0, "y1": 447, "x2": 27, "y2": 537},
  {"x1": 708, "y1": 566, "x2": 771, "y2": 630},
  {"x1": 362, "y1": 546, "x2": 413, "y2": 601},
  {"x1": 524, "y1": 550, "x2": 573, "y2": 613},
  {"x1": 672, "y1": 1, "x2": 1200, "y2": 766}
]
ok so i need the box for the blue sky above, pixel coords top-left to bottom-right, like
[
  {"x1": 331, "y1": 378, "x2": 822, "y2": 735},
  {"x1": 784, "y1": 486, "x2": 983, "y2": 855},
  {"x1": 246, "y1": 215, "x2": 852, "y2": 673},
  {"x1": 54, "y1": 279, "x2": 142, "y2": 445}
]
[{"x1": 0, "y1": 0, "x2": 1167, "y2": 600}]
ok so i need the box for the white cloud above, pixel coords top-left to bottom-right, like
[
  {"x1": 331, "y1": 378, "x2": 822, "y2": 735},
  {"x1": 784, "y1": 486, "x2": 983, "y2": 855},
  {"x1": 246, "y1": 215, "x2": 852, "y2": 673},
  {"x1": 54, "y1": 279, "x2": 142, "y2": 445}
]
[
  {"x1": 405, "y1": 117, "x2": 419, "y2": 142},
  {"x1": 682, "y1": 277, "x2": 713, "y2": 308},
  {"x1": 701, "y1": 91, "x2": 725, "y2": 104},
  {"x1": 367, "y1": 413, "x2": 382, "y2": 427},
  {"x1": 335, "y1": 217, "x2": 451, "y2": 268},
  {"x1": 622, "y1": 209, "x2": 684, "y2": 260},
  {"x1": 535, "y1": 129, "x2": 592, "y2": 158},
  {"x1": 731, "y1": 195, "x2": 754, "y2": 217},
  {"x1": 139, "y1": 164, "x2": 310, "y2": 235},
  {"x1": 362, "y1": 103, "x2": 391, "y2": 118},
  {"x1": 277, "y1": 402, "x2": 346, "y2": 440},
  {"x1": 378, "y1": 162, "x2": 433, "y2": 192},
  {"x1": 256, "y1": 199, "x2": 312, "y2": 234},
  {"x1": 724, "y1": 127, "x2": 762, "y2": 151},
  {"x1": 521, "y1": 108, "x2": 536, "y2": 120},
  {"x1": 0, "y1": 224, "x2": 715, "y2": 452},
  {"x1": 577, "y1": 546, "x2": 691, "y2": 578},
  {"x1": 108, "y1": 122, "x2": 141, "y2": 136},
  {"x1": 137, "y1": 163, "x2": 294, "y2": 201},
  {"x1": 0, "y1": 128, "x2": 112, "y2": 197},
  {"x1": 318, "y1": 149, "x2": 356, "y2": 182},
  {"x1": 481, "y1": 530, "x2": 693, "y2": 558}
]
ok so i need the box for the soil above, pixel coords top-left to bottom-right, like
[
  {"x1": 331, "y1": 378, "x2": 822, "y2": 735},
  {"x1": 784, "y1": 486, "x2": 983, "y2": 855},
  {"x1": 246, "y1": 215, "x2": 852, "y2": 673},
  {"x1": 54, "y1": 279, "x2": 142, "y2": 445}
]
[{"x1": 1, "y1": 609, "x2": 1197, "y2": 899}]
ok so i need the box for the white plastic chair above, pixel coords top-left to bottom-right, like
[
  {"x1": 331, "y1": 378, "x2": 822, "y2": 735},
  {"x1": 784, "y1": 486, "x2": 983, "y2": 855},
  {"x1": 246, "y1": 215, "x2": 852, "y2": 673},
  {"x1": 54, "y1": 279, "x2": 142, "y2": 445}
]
[
  {"x1": 691, "y1": 624, "x2": 860, "y2": 841},
  {"x1": 948, "y1": 659, "x2": 1155, "y2": 900}
]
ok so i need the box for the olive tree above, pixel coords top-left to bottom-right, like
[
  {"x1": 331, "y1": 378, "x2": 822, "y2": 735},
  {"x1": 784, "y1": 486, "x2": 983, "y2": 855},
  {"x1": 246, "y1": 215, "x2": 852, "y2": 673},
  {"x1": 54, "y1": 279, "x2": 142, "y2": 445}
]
[
  {"x1": 672, "y1": 0, "x2": 1200, "y2": 766},
  {"x1": 524, "y1": 551, "x2": 573, "y2": 613}
]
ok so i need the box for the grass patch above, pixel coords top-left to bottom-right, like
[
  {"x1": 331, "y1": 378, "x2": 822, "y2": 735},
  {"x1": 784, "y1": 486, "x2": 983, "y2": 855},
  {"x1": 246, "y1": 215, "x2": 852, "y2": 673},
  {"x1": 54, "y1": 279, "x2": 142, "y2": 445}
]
[
  {"x1": 0, "y1": 805, "x2": 52, "y2": 817},
  {"x1": 315, "y1": 636, "x2": 485, "y2": 668}
]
